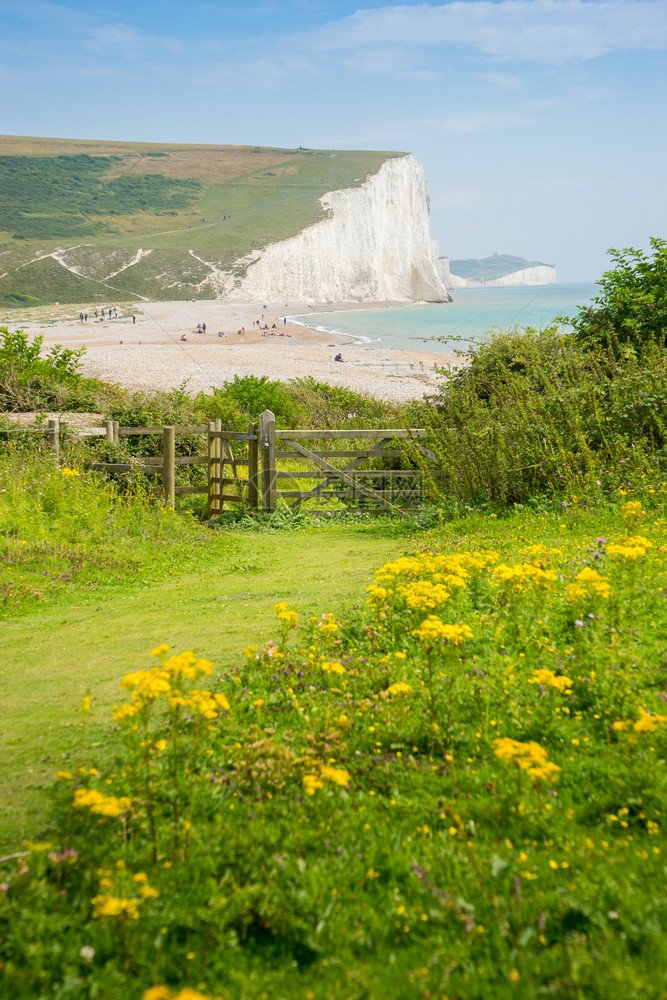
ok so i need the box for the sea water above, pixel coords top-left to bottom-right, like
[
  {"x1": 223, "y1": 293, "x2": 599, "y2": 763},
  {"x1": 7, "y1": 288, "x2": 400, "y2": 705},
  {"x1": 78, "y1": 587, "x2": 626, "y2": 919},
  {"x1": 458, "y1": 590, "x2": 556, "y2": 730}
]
[{"x1": 292, "y1": 282, "x2": 598, "y2": 353}]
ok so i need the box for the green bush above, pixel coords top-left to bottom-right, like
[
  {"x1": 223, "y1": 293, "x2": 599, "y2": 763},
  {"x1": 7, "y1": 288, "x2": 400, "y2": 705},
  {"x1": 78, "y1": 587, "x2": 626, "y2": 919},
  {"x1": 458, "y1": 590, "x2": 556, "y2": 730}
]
[
  {"x1": 569, "y1": 237, "x2": 667, "y2": 354},
  {"x1": 410, "y1": 324, "x2": 667, "y2": 506},
  {"x1": 0, "y1": 326, "x2": 125, "y2": 411}
]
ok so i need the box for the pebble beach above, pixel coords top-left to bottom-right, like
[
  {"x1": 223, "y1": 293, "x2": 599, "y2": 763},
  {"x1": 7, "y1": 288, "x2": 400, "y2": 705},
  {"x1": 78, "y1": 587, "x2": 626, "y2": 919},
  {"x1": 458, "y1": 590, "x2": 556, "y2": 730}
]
[{"x1": 6, "y1": 299, "x2": 462, "y2": 404}]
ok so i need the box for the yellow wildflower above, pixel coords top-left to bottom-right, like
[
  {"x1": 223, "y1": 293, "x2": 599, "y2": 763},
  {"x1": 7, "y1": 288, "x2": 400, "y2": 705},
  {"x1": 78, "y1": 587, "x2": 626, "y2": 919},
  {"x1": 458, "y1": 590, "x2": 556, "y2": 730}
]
[
  {"x1": 412, "y1": 616, "x2": 473, "y2": 647},
  {"x1": 73, "y1": 788, "x2": 131, "y2": 817},
  {"x1": 386, "y1": 682, "x2": 412, "y2": 696},
  {"x1": 321, "y1": 660, "x2": 346, "y2": 675},
  {"x1": 143, "y1": 988, "x2": 172, "y2": 1000},
  {"x1": 493, "y1": 738, "x2": 560, "y2": 782},
  {"x1": 319, "y1": 765, "x2": 351, "y2": 787},
  {"x1": 92, "y1": 895, "x2": 139, "y2": 920},
  {"x1": 275, "y1": 602, "x2": 299, "y2": 627},
  {"x1": 528, "y1": 669, "x2": 573, "y2": 694},
  {"x1": 607, "y1": 535, "x2": 652, "y2": 560},
  {"x1": 303, "y1": 774, "x2": 325, "y2": 796}
]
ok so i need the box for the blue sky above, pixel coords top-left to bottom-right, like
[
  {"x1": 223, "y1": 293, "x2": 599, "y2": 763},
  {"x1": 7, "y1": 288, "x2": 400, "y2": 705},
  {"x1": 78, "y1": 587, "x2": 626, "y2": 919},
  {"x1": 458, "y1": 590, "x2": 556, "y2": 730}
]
[{"x1": 1, "y1": 0, "x2": 666, "y2": 280}]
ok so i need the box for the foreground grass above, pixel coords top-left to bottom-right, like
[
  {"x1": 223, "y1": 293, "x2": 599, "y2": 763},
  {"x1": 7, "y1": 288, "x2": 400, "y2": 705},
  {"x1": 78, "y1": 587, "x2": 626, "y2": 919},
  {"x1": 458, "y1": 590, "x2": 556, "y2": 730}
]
[
  {"x1": 1, "y1": 524, "x2": 410, "y2": 848},
  {"x1": 1, "y1": 477, "x2": 666, "y2": 999}
]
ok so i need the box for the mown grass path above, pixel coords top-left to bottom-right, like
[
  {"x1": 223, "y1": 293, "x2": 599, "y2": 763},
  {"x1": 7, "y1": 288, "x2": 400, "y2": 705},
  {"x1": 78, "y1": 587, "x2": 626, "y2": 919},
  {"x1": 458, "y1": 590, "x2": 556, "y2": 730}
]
[{"x1": 1, "y1": 527, "x2": 409, "y2": 848}]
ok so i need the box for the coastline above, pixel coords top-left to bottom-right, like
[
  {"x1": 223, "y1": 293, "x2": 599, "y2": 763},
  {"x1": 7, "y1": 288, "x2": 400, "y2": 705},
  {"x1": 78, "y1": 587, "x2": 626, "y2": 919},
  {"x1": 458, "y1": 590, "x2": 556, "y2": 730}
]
[{"x1": 3, "y1": 298, "x2": 462, "y2": 403}]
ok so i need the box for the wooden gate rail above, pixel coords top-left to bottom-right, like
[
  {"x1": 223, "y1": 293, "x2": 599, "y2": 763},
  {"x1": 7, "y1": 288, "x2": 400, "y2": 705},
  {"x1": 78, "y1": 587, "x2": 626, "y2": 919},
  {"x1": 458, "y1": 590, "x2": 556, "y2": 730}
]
[
  {"x1": 33, "y1": 411, "x2": 430, "y2": 517},
  {"x1": 258, "y1": 411, "x2": 428, "y2": 517}
]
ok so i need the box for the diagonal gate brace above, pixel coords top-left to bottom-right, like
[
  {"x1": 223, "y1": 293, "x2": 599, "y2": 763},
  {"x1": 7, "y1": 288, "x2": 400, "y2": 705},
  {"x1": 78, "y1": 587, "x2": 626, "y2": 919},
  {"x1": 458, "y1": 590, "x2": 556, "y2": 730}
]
[{"x1": 283, "y1": 439, "x2": 408, "y2": 517}]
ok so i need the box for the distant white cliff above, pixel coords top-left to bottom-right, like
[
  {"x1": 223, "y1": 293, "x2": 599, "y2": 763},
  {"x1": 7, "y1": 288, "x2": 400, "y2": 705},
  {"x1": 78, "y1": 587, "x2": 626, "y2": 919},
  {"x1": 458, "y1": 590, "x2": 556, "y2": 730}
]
[
  {"x1": 441, "y1": 254, "x2": 556, "y2": 289},
  {"x1": 447, "y1": 265, "x2": 556, "y2": 288},
  {"x1": 228, "y1": 154, "x2": 450, "y2": 303}
]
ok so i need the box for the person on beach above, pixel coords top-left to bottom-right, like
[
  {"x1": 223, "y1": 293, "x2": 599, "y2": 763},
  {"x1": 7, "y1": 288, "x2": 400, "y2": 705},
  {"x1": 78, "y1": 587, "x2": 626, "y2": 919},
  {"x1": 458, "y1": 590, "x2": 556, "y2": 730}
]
[
  {"x1": 132, "y1": 315, "x2": 136, "y2": 324},
  {"x1": 335, "y1": 353, "x2": 344, "y2": 362},
  {"x1": 79, "y1": 312, "x2": 83, "y2": 323},
  {"x1": 202, "y1": 323, "x2": 206, "y2": 333}
]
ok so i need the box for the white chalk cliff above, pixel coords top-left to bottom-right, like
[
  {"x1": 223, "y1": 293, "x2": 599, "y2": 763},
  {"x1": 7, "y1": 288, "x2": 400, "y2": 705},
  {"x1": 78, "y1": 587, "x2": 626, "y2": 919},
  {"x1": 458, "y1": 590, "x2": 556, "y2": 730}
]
[
  {"x1": 227, "y1": 154, "x2": 450, "y2": 303},
  {"x1": 446, "y1": 265, "x2": 556, "y2": 288}
]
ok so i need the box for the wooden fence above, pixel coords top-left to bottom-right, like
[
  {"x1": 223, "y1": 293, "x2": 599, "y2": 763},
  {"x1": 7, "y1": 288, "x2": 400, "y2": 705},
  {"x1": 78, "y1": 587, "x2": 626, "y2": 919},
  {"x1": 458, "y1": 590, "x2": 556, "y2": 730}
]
[{"x1": 7, "y1": 411, "x2": 431, "y2": 518}]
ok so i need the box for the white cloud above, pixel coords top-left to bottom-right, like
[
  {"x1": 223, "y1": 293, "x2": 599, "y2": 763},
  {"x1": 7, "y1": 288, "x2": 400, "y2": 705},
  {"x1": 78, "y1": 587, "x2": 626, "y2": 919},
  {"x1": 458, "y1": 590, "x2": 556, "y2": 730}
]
[
  {"x1": 422, "y1": 109, "x2": 538, "y2": 132},
  {"x1": 309, "y1": 1, "x2": 667, "y2": 65},
  {"x1": 433, "y1": 185, "x2": 487, "y2": 210},
  {"x1": 476, "y1": 71, "x2": 524, "y2": 90},
  {"x1": 84, "y1": 22, "x2": 182, "y2": 57},
  {"x1": 569, "y1": 84, "x2": 617, "y2": 99}
]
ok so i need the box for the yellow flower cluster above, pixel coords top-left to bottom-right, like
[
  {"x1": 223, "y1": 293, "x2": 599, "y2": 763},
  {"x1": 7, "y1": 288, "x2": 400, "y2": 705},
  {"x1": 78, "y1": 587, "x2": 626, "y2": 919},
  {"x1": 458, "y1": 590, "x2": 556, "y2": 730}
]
[
  {"x1": 61, "y1": 467, "x2": 80, "y2": 477},
  {"x1": 412, "y1": 616, "x2": 473, "y2": 647},
  {"x1": 397, "y1": 580, "x2": 451, "y2": 610},
  {"x1": 113, "y1": 648, "x2": 226, "y2": 723},
  {"x1": 613, "y1": 707, "x2": 667, "y2": 733},
  {"x1": 492, "y1": 738, "x2": 560, "y2": 782},
  {"x1": 565, "y1": 567, "x2": 610, "y2": 602},
  {"x1": 320, "y1": 659, "x2": 346, "y2": 675},
  {"x1": 144, "y1": 987, "x2": 223, "y2": 1000},
  {"x1": 73, "y1": 788, "x2": 131, "y2": 817},
  {"x1": 386, "y1": 682, "x2": 412, "y2": 696},
  {"x1": 493, "y1": 563, "x2": 557, "y2": 590},
  {"x1": 168, "y1": 689, "x2": 230, "y2": 719},
  {"x1": 374, "y1": 551, "x2": 497, "y2": 587},
  {"x1": 316, "y1": 612, "x2": 338, "y2": 635},
  {"x1": 274, "y1": 602, "x2": 299, "y2": 627},
  {"x1": 622, "y1": 500, "x2": 645, "y2": 520},
  {"x1": 607, "y1": 535, "x2": 653, "y2": 560},
  {"x1": 303, "y1": 764, "x2": 351, "y2": 795},
  {"x1": 91, "y1": 895, "x2": 139, "y2": 920},
  {"x1": 528, "y1": 669, "x2": 573, "y2": 694},
  {"x1": 366, "y1": 584, "x2": 389, "y2": 605}
]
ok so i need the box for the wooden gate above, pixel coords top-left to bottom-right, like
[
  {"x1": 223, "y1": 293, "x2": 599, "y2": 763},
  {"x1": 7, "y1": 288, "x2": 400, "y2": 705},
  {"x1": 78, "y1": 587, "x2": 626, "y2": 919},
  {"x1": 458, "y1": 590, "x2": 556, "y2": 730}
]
[
  {"x1": 80, "y1": 411, "x2": 430, "y2": 518},
  {"x1": 258, "y1": 410, "x2": 428, "y2": 518},
  {"x1": 206, "y1": 420, "x2": 259, "y2": 518}
]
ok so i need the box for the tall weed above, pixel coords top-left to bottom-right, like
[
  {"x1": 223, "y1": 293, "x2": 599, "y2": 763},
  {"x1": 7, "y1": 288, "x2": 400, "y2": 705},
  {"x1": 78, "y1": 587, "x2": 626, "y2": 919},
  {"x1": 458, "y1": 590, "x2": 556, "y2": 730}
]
[{"x1": 410, "y1": 327, "x2": 667, "y2": 505}]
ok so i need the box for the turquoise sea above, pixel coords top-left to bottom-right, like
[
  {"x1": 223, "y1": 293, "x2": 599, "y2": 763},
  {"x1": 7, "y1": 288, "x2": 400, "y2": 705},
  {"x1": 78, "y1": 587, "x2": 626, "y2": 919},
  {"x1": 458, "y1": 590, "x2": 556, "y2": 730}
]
[{"x1": 292, "y1": 282, "x2": 598, "y2": 353}]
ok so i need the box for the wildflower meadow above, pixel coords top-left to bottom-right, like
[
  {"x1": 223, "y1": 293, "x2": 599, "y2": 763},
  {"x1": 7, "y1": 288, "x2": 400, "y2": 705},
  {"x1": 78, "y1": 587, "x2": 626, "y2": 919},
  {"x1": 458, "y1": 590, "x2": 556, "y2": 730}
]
[
  {"x1": 1, "y1": 489, "x2": 666, "y2": 999},
  {"x1": 1, "y1": 243, "x2": 666, "y2": 998}
]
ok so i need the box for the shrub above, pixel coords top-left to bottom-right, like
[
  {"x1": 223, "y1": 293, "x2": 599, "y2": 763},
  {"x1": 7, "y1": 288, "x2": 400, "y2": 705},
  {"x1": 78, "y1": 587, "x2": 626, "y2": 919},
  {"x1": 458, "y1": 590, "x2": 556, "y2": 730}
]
[
  {"x1": 0, "y1": 326, "x2": 125, "y2": 411},
  {"x1": 410, "y1": 324, "x2": 667, "y2": 505},
  {"x1": 569, "y1": 237, "x2": 667, "y2": 355}
]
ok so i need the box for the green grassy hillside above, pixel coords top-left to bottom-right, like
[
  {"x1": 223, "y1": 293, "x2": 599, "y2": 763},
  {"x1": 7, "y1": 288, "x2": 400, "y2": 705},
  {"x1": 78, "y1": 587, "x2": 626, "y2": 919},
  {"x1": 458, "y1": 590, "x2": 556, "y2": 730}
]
[{"x1": 0, "y1": 136, "x2": 401, "y2": 306}]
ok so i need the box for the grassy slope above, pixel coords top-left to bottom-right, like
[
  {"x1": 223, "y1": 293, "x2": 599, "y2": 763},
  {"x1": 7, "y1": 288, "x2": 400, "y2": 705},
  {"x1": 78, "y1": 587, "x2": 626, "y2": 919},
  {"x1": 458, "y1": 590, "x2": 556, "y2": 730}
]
[
  {"x1": 1, "y1": 525, "x2": 410, "y2": 848},
  {"x1": 0, "y1": 136, "x2": 401, "y2": 305}
]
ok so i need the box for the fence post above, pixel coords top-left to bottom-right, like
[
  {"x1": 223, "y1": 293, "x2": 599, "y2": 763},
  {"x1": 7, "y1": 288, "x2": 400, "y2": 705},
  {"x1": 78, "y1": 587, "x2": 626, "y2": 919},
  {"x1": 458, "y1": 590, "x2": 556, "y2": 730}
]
[
  {"x1": 47, "y1": 417, "x2": 59, "y2": 459},
  {"x1": 104, "y1": 419, "x2": 120, "y2": 444},
  {"x1": 247, "y1": 421, "x2": 258, "y2": 509},
  {"x1": 207, "y1": 420, "x2": 222, "y2": 518},
  {"x1": 162, "y1": 425, "x2": 175, "y2": 508},
  {"x1": 215, "y1": 418, "x2": 223, "y2": 512},
  {"x1": 259, "y1": 409, "x2": 276, "y2": 512}
]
